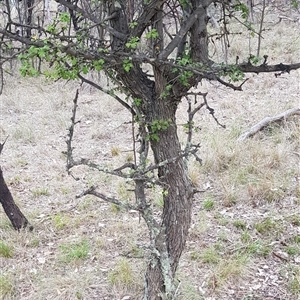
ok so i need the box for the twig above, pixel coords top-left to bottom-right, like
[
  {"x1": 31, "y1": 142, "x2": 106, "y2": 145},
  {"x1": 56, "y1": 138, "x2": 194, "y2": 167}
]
[
  {"x1": 66, "y1": 89, "x2": 80, "y2": 172},
  {"x1": 203, "y1": 93, "x2": 226, "y2": 128},
  {"x1": 114, "y1": 163, "x2": 136, "y2": 172},
  {"x1": 77, "y1": 73, "x2": 136, "y2": 116},
  {"x1": 183, "y1": 94, "x2": 205, "y2": 164},
  {"x1": 144, "y1": 145, "x2": 199, "y2": 175},
  {"x1": 272, "y1": 251, "x2": 288, "y2": 262},
  {"x1": 76, "y1": 185, "x2": 139, "y2": 210},
  {"x1": 216, "y1": 76, "x2": 249, "y2": 91}
]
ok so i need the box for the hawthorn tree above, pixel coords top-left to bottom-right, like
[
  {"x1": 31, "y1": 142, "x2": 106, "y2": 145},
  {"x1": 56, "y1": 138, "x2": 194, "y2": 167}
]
[{"x1": 0, "y1": 0, "x2": 299, "y2": 298}]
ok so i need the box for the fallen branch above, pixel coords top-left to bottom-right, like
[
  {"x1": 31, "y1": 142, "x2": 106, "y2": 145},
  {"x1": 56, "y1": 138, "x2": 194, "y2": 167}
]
[{"x1": 238, "y1": 107, "x2": 300, "y2": 141}]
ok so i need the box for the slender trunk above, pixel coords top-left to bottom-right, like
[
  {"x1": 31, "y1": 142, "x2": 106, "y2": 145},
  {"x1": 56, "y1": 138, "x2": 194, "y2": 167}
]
[
  {"x1": 144, "y1": 96, "x2": 194, "y2": 299},
  {"x1": 0, "y1": 167, "x2": 31, "y2": 230},
  {"x1": 106, "y1": 3, "x2": 196, "y2": 297}
]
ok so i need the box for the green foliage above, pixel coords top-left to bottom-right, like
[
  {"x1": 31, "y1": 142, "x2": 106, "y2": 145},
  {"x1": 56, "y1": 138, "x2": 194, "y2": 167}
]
[
  {"x1": 31, "y1": 188, "x2": 50, "y2": 197},
  {"x1": 294, "y1": 236, "x2": 300, "y2": 243},
  {"x1": 173, "y1": 51, "x2": 194, "y2": 86},
  {"x1": 129, "y1": 21, "x2": 138, "y2": 29},
  {"x1": 248, "y1": 54, "x2": 261, "y2": 65},
  {"x1": 52, "y1": 213, "x2": 69, "y2": 230},
  {"x1": 179, "y1": 70, "x2": 193, "y2": 86},
  {"x1": 203, "y1": 195, "x2": 215, "y2": 211},
  {"x1": 145, "y1": 29, "x2": 159, "y2": 39},
  {"x1": 60, "y1": 240, "x2": 89, "y2": 263},
  {"x1": 160, "y1": 84, "x2": 172, "y2": 98},
  {"x1": 125, "y1": 37, "x2": 140, "y2": 49},
  {"x1": 179, "y1": 0, "x2": 191, "y2": 8},
  {"x1": 108, "y1": 258, "x2": 135, "y2": 288},
  {"x1": 254, "y1": 217, "x2": 281, "y2": 236},
  {"x1": 133, "y1": 98, "x2": 142, "y2": 107},
  {"x1": 93, "y1": 59, "x2": 105, "y2": 71},
  {"x1": 286, "y1": 214, "x2": 300, "y2": 226},
  {"x1": 286, "y1": 246, "x2": 300, "y2": 256},
  {"x1": 0, "y1": 275, "x2": 14, "y2": 298},
  {"x1": 177, "y1": 52, "x2": 192, "y2": 66},
  {"x1": 233, "y1": 220, "x2": 247, "y2": 230},
  {"x1": 46, "y1": 23, "x2": 57, "y2": 35},
  {"x1": 147, "y1": 119, "x2": 171, "y2": 141},
  {"x1": 19, "y1": 61, "x2": 39, "y2": 77},
  {"x1": 244, "y1": 240, "x2": 271, "y2": 258},
  {"x1": 234, "y1": 1, "x2": 249, "y2": 19},
  {"x1": 123, "y1": 58, "x2": 133, "y2": 72},
  {"x1": 59, "y1": 12, "x2": 71, "y2": 23},
  {"x1": 0, "y1": 241, "x2": 13, "y2": 258},
  {"x1": 201, "y1": 246, "x2": 220, "y2": 264},
  {"x1": 220, "y1": 65, "x2": 245, "y2": 82},
  {"x1": 288, "y1": 267, "x2": 300, "y2": 294},
  {"x1": 18, "y1": 43, "x2": 52, "y2": 76},
  {"x1": 291, "y1": 0, "x2": 299, "y2": 9}
]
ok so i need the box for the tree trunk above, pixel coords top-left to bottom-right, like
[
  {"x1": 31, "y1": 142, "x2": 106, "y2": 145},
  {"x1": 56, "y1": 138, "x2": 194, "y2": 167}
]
[
  {"x1": 0, "y1": 167, "x2": 31, "y2": 230},
  {"x1": 107, "y1": 4, "x2": 195, "y2": 298},
  {"x1": 144, "y1": 96, "x2": 194, "y2": 299}
]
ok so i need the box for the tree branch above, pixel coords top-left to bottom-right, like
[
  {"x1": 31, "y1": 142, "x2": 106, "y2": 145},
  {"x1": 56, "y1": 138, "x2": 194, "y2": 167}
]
[
  {"x1": 54, "y1": 0, "x2": 127, "y2": 40},
  {"x1": 77, "y1": 73, "x2": 136, "y2": 116},
  {"x1": 158, "y1": 4, "x2": 206, "y2": 60},
  {"x1": 76, "y1": 185, "x2": 138, "y2": 209},
  {"x1": 237, "y1": 62, "x2": 300, "y2": 74}
]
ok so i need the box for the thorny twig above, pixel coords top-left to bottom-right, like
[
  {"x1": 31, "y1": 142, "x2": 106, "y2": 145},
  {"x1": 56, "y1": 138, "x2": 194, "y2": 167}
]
[
  {"x1": 76, "y1": 185, "x2": 138, "y2": 209},
  {"x1": 216, "y1": 76, "x2": 249, "y2": 91},
  {"x1": 203, "y1": 93, "x2": 226, "y2": 128},
  {"x1": 66, "y1": 88, "x2": 80, "y2": 175},
  {"x1": 184, "y1": 93, "x2": 206, "y2": 164},
  {"x1": 182, "y1": 92, "x2": 225, "y2": 165}
]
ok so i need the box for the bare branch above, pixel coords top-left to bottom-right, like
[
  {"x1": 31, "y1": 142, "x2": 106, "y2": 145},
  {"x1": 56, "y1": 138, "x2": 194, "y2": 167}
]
[
  {"x1": 202, "y1": 92, "x2": 226, "y2": 128},
  {"x1": 54, "y1": 0, "x2": 127, "y2": 40},
  {"x1": 66, "y1": 89, "x2": 80, "y2": 173},
  {"x1": 183, "y1": 94, "x2": 205, "y2": 164},
  {"x1": 144, "y1": 145, "x2": 199, "y2": 175},
  {"x1": 216, "y1": 77, "x2": 249, "y2": 91},
  {"x1": 76, "y1": 185, "x2": 138, "y2": 210},
  {"x1": 237, "y1": 62, "x2": 300, "y2": 74},
  {"x1": 158, "y1": 4, "x2": 206, "y2": 60},
  {"x1": 77, "y1": 73, "x2": 136, "y2": 116}
]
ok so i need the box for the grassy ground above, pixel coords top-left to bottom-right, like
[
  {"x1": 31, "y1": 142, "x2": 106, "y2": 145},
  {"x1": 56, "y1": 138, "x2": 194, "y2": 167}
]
[{"x1": 0, "y1": 5, "x2": 300, "y2": 300}]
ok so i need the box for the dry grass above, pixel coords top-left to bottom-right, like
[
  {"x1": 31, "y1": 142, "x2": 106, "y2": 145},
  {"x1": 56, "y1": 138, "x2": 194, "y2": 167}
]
[{"x1": 0, "y1": 6, "x2": 300, "y2": 300}]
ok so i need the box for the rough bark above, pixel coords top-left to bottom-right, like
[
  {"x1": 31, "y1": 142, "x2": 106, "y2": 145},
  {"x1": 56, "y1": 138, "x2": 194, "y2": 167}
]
[
  {"x1": 106, "y1": 2, "x2": 196, "y2": 298},
  {"x1": 0, "y1": 167, "x2": 31, "y2": 230},
  {"x1": 142, "y1": 90, "x2": 194, "y2": 299}
]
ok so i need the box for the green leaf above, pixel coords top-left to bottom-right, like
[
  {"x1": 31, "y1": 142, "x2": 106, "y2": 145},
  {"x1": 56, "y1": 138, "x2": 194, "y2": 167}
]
[
  {"x1": 129, "y1": 21, "x2": 138, "y2": 29},
  {"x1": 122, "y1": 58, "x2": 133, "y2": 72},
  {"x1": 125, "y1": 37, "x2": 140, "y2": 49},
  {"x1": 59, "y1": 12, "x2": 71, "y2": 23},
  {"x1": 145, "y1": 29, "x2": 159, "y2": 39},
  {"x1": 46, "y1": 24, "x2": 57, "y2": 34},
  {"x1": 133, "y1": 98, "x2": 142, "y2": 107},
  {"x1": 93, "y1": 59, "x2": 105, "y2": 71}
]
